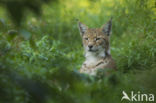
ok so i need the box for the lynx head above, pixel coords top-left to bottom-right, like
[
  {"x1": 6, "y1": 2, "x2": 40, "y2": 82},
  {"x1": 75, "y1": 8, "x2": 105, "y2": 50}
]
[{"x1": 78, "y1": 18, "x2": 112, "y2": 56}]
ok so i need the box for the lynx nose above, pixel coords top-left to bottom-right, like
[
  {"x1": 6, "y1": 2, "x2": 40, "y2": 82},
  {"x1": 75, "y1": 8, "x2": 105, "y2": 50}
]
[{"x1": 88, "y1": 45, "x2": 93, "y2": 49}]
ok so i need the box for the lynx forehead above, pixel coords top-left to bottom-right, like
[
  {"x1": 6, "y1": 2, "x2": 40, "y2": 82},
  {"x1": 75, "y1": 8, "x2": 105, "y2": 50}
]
[
  {"x1": 82, "y1": 28, "x2": 109, "y2": 53},
  {"x1": 78, "y1": 18, "x2": 116, "y2": 75}
]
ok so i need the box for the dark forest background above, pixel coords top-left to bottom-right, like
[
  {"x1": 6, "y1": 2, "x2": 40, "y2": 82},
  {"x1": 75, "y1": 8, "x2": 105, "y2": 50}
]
[{"x1": 0, "y1": 0, "x2": 156, "y2": 103}]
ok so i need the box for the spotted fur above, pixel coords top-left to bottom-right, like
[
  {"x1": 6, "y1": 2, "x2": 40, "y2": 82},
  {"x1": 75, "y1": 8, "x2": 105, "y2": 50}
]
[{"x1": 78, "y1": 18, "x2": 116, "y2": 76}]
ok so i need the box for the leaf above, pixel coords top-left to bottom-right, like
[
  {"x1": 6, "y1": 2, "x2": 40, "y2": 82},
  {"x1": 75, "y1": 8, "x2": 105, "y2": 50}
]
[
  {"x1": 19, "y1": 29, "x2": 31, "y2": 40},
  {"x1": 7, "y1": 30, "x2": 18, "y2": 41}
]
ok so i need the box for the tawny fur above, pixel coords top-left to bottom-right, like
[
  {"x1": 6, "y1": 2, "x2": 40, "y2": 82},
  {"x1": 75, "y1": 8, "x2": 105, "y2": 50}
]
[{"x1": 78, "y1": 18, "x2": 116, "y2": 75}]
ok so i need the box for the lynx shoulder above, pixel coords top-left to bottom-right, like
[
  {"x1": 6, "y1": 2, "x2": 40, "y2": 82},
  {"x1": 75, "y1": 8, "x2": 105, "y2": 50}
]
[{"x1": 78, "y1": 18, "x2": 116, "y2": 75}]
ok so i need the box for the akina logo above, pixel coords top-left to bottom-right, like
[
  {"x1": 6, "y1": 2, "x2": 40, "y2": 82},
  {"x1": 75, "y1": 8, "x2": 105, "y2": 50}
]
[{"x1": 121, "y1": 91, "x2": 154, "y2": 102}]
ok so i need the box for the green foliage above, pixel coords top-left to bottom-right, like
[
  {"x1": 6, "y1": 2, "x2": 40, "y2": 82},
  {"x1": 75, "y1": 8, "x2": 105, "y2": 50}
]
[
  {"x1": 0, "y1": 0, "x2": 156, "y2": 103},
  {"x1": 0, "y1": 0, "x2": 58, "y2": 25}
]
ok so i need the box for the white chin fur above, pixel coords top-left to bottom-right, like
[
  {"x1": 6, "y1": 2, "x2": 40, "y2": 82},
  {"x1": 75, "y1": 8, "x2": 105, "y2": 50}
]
[{"x1": 84, "y1": 48, "x2": 106, "y2": 65}]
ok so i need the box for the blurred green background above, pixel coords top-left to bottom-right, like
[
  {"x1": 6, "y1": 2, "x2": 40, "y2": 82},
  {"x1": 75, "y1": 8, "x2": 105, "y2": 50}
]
[{"x1": 0, "y1": 0, "x2": 156, "y2": 103}]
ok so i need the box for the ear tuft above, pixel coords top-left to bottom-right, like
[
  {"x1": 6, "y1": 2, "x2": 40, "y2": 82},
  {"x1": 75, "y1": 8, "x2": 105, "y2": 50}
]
[
  {"x1": 102, "y1": 18, "x2": 112, "y2": 36},
  {"x1": 78, "y1": 21, "x2": 88, "y2": 36}
]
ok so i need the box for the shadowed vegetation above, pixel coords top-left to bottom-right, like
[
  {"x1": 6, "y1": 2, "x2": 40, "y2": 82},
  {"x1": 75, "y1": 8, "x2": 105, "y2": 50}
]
[{"x1": 0, "y1": 0, "x2": 156, "y2": 103}]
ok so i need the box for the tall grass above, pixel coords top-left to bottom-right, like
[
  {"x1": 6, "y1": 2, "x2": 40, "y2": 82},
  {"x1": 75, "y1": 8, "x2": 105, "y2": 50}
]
[{"x1": 0, "y1": 0, "x2": 156, "y2": 103}]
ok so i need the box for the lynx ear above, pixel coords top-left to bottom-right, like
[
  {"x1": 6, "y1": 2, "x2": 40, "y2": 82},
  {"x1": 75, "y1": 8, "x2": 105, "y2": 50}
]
[
  {"x1": 78, "y1": 22, "x2": 88, "y2": 36},
  {"x1": 101, "y1": 18, "x2": 112, "y2": 36}
]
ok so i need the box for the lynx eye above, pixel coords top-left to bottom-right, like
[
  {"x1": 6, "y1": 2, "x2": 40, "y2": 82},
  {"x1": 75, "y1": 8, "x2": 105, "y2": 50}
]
[
  {"x1": 84, "y1": 38, "x2": 88, "y2": 40},
  {"x1": 95, "y1": 38, "x2": 101, "y2": 41}
]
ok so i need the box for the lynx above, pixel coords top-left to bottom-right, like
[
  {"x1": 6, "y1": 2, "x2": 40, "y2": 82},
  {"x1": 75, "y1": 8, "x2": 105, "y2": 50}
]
[{"x1": 78, "y1": 18, "x2": 116, "y2": 75}]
